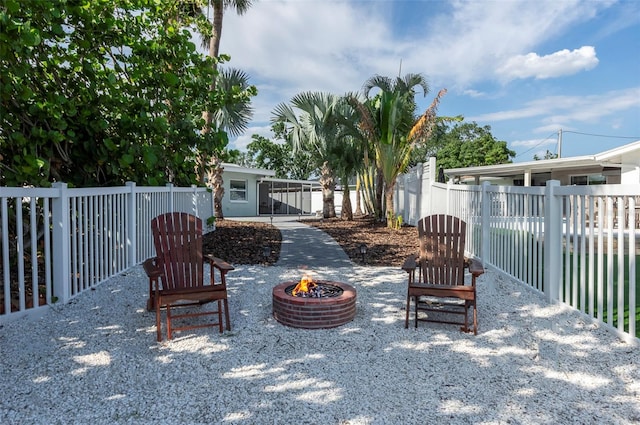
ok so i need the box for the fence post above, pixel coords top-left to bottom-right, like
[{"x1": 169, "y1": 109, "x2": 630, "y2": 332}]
[
  {"x1": 445, "y1": 180, "x2": 453, "y2": 215},
  {"x1": 51, "y1": 182, "x2": 71, "y2": 303},
  {"x1": 426, "y1": 157, "x2": 436, "y2": 216},
  {"x1": 481, "y1": 182, "x2": 491, "y2": 266},
  {"x1": 166, "y1": 183, "x2": 174, "y2": 212},
  {"x1": 544, "y1": 180, "x2": 562, "y2": 303},
  {"x1": 191, "y1": 184, "x2": 198, "y2": 217},
  {"x1": 126, "y1": 182, "x2": 137, "y2": 266}
]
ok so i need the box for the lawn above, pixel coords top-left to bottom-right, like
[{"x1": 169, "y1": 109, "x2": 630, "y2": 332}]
[{"x1": 562, "y1": 252, "x2": 640, "y2": 338}]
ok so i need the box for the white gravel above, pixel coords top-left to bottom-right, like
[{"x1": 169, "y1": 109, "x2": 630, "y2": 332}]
[{"x1": 1, "y1": 264, "x2": 638, "y2": 424}]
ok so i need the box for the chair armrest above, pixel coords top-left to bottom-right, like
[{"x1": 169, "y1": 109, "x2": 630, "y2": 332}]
[
  {"x1": 205, "y1": 254, "x2": 235, "y2": 272},
  {"x1": 142, "y1": 257, "x2": 162, "y2": 279},
  {"x1": 401, "y1": 255, "x2": 418, "y2": 273},
  {"x1": 467, "y1": 257, "x2": 484, "y2": 277}
]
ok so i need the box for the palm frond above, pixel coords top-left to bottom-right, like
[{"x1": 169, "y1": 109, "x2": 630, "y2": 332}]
[
  {"x1": 212, "y1": 67, "x2": 254, "y2": 137},
  {"x1": 408, "y1": 88, "x2": 447, "y2": 143},
  {"x1": 362, "y1": 75, "x2": 392, "y2": 98},
  {"x1": 396, "y1": 73, "x2": 429, "y2": 97}
]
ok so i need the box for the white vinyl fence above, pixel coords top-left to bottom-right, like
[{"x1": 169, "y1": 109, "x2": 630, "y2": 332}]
[
  {"x1": 395, "y1": 162, "x2": 639, "y2": 345},
  {"x1": 3, "y1": 166, "x2": 638, "y2": 344},
  {"x1": 0, "y1": 183, "x2": 213, "y2": 322}
]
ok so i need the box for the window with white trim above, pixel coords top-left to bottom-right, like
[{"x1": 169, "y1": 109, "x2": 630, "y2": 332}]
[
  {"x1": 570, "y1": 174, "x2": 606, "y2": 185},
  {"x1": 229, "y1": 179, "x2": 248, "y2": 202}
]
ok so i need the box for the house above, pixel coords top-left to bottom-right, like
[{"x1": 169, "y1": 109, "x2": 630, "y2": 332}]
[
  {"x1": 220, "y1": 163, "x2": 321, "y2": 217},
  {"x1": 444, "y1": 140, "x2": 640, "y2": 186}
]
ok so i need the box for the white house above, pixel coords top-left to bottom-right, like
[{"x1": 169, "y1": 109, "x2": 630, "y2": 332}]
[
  {"x1": 444, "y1": 140, "x2": 640, "y2": 186},
  {"x1": 220, "y1": 163, "x2": 321, "y2": 217}
]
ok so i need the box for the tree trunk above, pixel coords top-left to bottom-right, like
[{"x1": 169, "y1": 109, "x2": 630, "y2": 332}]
[
  {"x1": 354, "y1": 176, "x2": 363, "y2": 216},
  {"x1": 384, "y1": 180, "x2": 396, "y2": 228},
  {"x1": 319, "y1": 161, "x2": 336, "y2": 218},
  {"x1": 359, "y1": 167, "x2": 376, "y2": 216},
  {"x1": 375, "y1": 166, "x2": 384, "y2": 221},
  {"x1": 199, "y1": 1, "x2": 224, "y2": 184},
  {"x1": 341, "y1": 177, "x2": 353, "y2": 221},
  {"x1": 210, "y1": 157, "x2": 225, "y2": 219},
  {"x1": 203, "y1": 0, "x2": 223, "y2": 132}
]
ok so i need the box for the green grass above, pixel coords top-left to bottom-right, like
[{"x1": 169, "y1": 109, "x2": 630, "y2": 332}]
[
  {"x1": 562, "y1": 252, "x2": 640, "y2": 338},
  {"x1": 484, "y1": 226, "x2": 640, "y2": 339}
]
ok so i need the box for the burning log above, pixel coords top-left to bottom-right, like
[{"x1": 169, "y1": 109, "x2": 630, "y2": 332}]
[{"x1": 291, "y1": 274, "x2": 317, "y2": 297}]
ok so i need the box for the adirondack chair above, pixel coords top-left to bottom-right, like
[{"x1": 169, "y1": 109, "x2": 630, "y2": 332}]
[
  {"x1": 143, "y1": 212, "x2": 234, "y2": 341},
  {"x1": 401, "y1": 215, "x2": 484, "y2": 334}
]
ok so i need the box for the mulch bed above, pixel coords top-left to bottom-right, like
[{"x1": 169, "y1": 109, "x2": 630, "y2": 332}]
[
  {"x1": 203, "y1": 219, "x2": 282, "y2": 265},
  {"x1": 203, "y1": 216, "x2": 418, "y2": 267}
]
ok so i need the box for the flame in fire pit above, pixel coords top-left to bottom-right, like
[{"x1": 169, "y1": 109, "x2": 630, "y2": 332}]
[{"x1": 291, "y1": 274, "x2": 316, "y2": 296}]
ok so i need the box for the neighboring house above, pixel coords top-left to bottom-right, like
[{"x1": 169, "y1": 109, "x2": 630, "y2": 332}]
[
  {"x1": 444, "y1": 140, "x2": 640, "y2": 186},
  {"x1": 220, "y1": 163, "x2": 321, "y2": 217}
]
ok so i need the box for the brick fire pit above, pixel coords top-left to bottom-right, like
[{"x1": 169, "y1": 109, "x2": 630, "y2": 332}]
[{"x1": 272, "y1": 281, "x2": 356, "y2": 329}]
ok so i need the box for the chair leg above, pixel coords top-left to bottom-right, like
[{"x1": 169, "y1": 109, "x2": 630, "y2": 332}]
[
  {"x1": 166, "y1": 304, "x2": 173, "y2": 340},
  {"x1": 223, "y1": 298, "x2": 231, "y2": 331},
  {"x1": 156, "y1": 297, "x2": 162, "y2": 342},
  {"x1": 414, "y1": 296, "x2": 419, "y2": 329},
  {"x1": 217, "y1": 300, "x2": 223, "y2": 333},
  {"x1": 405, "y1": 295, "x2": 411, "y2": 329},
  {"x1": 462, "y1": 301, "x2": 470, "y2": 333},
  {"x1": 473, "y1": 302, "x2": 478, "y2": 335}
]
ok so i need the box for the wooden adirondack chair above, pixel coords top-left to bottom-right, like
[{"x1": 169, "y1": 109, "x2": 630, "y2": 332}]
[
  {"x1": 401, "y1": 215, "x2": 484, "y2": 334},
  {"x1": 143, "y1": 212, "x2": 234, "y2": 342}
]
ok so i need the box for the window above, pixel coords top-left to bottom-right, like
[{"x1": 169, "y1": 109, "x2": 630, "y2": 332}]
[
  {"x1": 571, "y1": 174, "x2": 606, "y2": 185},
  {"x1": 229, "y1": 179, "x2": 247, "y2": 202}
]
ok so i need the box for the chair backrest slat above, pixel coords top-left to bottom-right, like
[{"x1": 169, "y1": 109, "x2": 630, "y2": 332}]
[
  {"x1": 418, "y1": 214, "x2": 466, "y2": 286},
  {"x1": 151, "y1": 212, "x2": 204, "y2": 290}
]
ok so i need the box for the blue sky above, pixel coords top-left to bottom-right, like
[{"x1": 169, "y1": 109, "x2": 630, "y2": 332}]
[{"x1": 218, "y1": 0, "x2": 640, "y2": 162}]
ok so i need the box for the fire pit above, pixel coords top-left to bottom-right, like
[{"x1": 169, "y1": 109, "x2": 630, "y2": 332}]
[{"x1": 272, "y1": 278, "x2": 356, "y2": 329}]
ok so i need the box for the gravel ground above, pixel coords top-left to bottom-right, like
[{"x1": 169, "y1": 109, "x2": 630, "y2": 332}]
[{"x1": 1, "y1": 263, "x2": 639, "y2": 424}]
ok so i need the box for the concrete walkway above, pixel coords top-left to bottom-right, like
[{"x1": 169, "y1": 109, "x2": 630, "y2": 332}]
[{"x1": 228, "y1": 216, "x2": 352, "y2": 268}]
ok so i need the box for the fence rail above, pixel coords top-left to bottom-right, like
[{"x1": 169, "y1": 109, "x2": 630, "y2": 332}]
[{"x1": 0, "y1": 183, "x2": 212, "y2": 322}]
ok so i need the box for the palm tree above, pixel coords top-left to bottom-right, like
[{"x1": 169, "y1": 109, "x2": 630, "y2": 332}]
[
  {"x1": 205, "y1": 68, "x2": 256, "y2": 218},
  {"x1": 176, "y1": 1, "x2": 254, "y2": 217},
  {"x1": 331, "y1": 93, "x2": 372, "y2": 219},
  {"x1": 206, "y1": 1, "x2": 253, "y2": 220},
  {"x1": 329, "y1": 136, "x2": 362, "y2": 220},
  {"x1": 203, "y1": 0, "x2": 253, "y2": 131},
  {"x1": 355, "y1": 73, "x2": 445, "y2": 226},
  {"x1": 272, "y1": 92, "x2": 344, "y2": 218}
]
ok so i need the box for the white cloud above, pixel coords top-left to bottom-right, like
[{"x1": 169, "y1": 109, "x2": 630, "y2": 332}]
[
  {"x1": 220, "y1": 0, "x2": 610, "y2": 105},
  {"x1": 532, "y1": 124, "x2": 575, "y2": 135},
  {"x1": 214, "y1": 0, "x2": 637, "y2": 155},
  {"x1": 497, "y1": 46, "x2": 599, "y2": 81},
  {"x1": 400, "y1": 0, "x2": 606, "y2": 87},
  {"x1": 221, "y1": 1, "x2": 393, "y2": 96},
  {"x1": 511, "y1": 138, "x2": 557, "y2": 148},
  {"x1": 463, "y1": 89, "x2": 485, "y2": 98},
  {"x1": 469, "y1": 87, "x2": 640, "y2": 126}
]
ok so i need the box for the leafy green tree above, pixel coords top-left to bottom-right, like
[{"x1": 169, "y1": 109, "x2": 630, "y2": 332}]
[
  {"x1": 430, "y1": 122, "x2": 516, "y2": 170},
  {"x1": 0, "y1": 0, "x2": 230, "y2": 187},
  {"x1": 533, "y1": 150, "x2": 558, "y2": 160},
  {"x1": 408, "y1": 115, "x2": 463, "y2": 167},
  {"x1": 245, "y1": 134, "x2": 314, "y2": 180}
]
